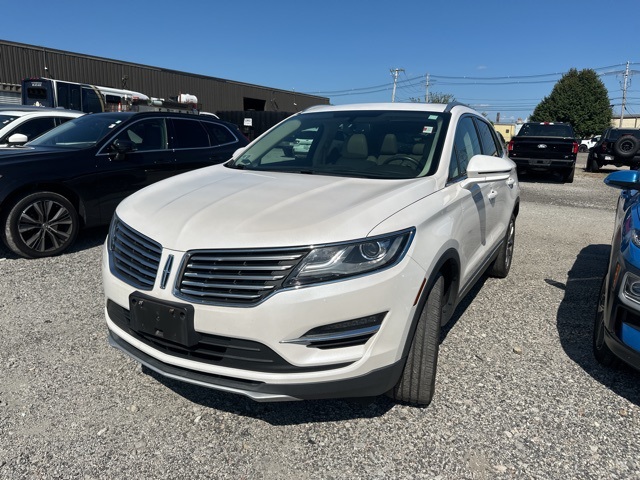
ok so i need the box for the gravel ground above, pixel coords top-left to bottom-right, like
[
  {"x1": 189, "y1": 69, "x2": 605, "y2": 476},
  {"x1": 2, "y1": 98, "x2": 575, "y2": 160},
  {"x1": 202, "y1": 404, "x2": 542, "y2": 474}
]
[{"x1": 1, "y1": 154, "x2": 639, "y2": 479}]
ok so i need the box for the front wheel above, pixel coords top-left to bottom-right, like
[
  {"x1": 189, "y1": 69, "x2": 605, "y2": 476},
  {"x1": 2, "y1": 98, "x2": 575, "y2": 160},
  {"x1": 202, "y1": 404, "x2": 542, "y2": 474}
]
[
  {"x1": 387, "y1": 274, "x2": 444, "y2": 406},
  {"x1": 593, "y1": 277, "x2": 621, "y2": 367},
  {"x1": 3, "y1": 191, "x2": 79, "y2": 258}
]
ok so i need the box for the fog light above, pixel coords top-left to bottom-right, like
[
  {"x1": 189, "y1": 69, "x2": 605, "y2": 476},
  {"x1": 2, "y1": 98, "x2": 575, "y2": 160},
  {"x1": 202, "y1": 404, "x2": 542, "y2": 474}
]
[{"x1": 281, "y1": 312, "x2": 387, "y2": 349}]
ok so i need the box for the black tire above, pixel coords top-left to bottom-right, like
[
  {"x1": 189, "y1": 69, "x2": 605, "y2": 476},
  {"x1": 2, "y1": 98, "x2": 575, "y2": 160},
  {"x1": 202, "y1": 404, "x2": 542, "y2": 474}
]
[
  {"x1": 613, "y1": 136, "x2": 640, "y2": 159},
  {"x1": 586, "y1": 154, "x2": 600, "y2": 173},
  {"x1": 3, "y1": 191, "x2": 79, "y2": 258},
  {"x1": 563, "y1": 165, "x2": 575, "y2": 183},
  {"x1": 593, "y1": 277, "x2": 621, "y2": 367},
  {"x1": 488, "y1": 214, "x2": 516, "y2": 278},
  {"x1": 387, "y1": 274, "x2": 443, "y2": 406},
  {"x1": 579, "y1": 144, "x2": 588, "y2": 153}
]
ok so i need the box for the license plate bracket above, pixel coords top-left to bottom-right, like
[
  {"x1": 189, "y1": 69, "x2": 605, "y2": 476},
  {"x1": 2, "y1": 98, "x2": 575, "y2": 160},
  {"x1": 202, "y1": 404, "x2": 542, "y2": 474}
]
[{"x1": 129, "y1": 292, "x2": 199, "y2": 347}]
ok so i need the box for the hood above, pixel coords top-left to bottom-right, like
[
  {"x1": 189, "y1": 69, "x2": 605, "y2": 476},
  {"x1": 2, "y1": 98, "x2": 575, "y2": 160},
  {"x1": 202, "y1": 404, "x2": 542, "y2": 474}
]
[{"x1": 117, "y1": 164, "x2": 438, "y2": 250}]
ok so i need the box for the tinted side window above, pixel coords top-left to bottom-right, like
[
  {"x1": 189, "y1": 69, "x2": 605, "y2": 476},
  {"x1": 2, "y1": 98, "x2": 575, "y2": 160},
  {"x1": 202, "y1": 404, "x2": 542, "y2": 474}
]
[
  {"x1": 171, "y1": 119, "x2": 209, "y2": 148},
  {"x1": 450, "y1": 116, "x2": 482, "y2": 179},
  {"x1": 114, "y1": 118, "x2": 168, "y2": 151},
  {"x1": 201, "y1": 121, "x2": 237, "y2": 146},
  {"x1": 9, "y1": 117, "x2": 56, "y2": 142},
  {"x1": 474, "y1": 118, "x2": 501, "y2": 157}
]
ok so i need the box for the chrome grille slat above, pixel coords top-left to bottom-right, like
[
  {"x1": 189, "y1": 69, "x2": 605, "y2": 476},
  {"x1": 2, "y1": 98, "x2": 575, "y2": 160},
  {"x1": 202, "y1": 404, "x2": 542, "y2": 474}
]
[
  {"x1": 179, "y1": 288, "x2": 263, "y2": 300},
  {"x1": 113, "y1": 246, "x2": 160, "y2": 272},
  {"x1": 117, "y1": 228, "x2": 162, "y2": 255},
  {"x1": 109, "y1": 218, "x2": 162, "y2": 291},
  {"x1": 181, "y1": 280, "x2": 275, "y2": 291},
  {"x1": 177, "y1": 247, "x2": 310, "y2": 305},
  {"x1": 183, "y1": 272, "x2": 284, "y2": 281},
  {"x1": 185, "y1": 264, "x2": 293, "y2": 272}
]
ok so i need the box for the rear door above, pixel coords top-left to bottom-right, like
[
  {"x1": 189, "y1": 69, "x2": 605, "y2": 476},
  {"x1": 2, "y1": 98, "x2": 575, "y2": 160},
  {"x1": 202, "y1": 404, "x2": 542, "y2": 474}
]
[
  {"x1": 474, "y1": 117, "x2": 513, "y2": 246},
  {"x1": 450, "y1": 115, "x2": 493, "y2": 285},
  {"x1": 169, "y1": 117, "x2": 243, "y2": 174}
]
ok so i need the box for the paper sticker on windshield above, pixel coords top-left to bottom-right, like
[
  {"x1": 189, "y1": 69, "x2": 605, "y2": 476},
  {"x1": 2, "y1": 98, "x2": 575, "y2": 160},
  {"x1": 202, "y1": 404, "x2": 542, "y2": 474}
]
[
  {"x1": 423, "y1": 126, "x2": 434, "y2": 134},
  {"x1": 428, "y1": 115, "x2": 438, "y2": 120}
]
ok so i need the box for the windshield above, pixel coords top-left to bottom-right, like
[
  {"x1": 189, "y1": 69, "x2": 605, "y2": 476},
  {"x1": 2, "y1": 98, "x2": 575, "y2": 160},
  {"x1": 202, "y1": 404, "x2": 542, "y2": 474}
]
[
  {"x1": 27, "y1": 113, "x2": 133, "y2": 149},
  {"x1": 227, "y1": 110, "x2": 450, "y2": 179},
  {"x1": 517, "y1": 123, "x2": 574, "y2": 138}
]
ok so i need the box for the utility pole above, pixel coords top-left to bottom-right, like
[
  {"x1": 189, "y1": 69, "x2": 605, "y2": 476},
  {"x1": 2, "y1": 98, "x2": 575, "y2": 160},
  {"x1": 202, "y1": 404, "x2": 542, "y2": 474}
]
[
  {"x1": 390, "y1": 68, "x2": 404, "y2": 102},
  {"x1": 425, "y1": 73, "x2": 430, "y2": 103},
  {"x1": 620, "y1": 61, "x2": 630, "y2": 127}
]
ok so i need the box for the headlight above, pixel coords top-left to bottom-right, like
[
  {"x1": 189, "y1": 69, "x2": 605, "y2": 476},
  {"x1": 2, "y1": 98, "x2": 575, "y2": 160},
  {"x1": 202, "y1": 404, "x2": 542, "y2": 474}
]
[
  {"x1": 284, "y1": 229, "x2": 414, "y2": 287},
  {"x1": 623, "y1": 272, "x2": 640, "y2": 305}
]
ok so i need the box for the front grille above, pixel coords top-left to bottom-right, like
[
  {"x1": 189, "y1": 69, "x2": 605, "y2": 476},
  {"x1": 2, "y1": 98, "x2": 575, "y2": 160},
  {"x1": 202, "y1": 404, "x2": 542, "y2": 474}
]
[
  {"x1": 176, "y1": 248, "x2": 310, "y2": 305},
  {"x1": 107, "y1": 300, "x2": 351, "y2": 373},
  {"x1": 109, "y1": 218, "x2": 163, "y2": 290}
]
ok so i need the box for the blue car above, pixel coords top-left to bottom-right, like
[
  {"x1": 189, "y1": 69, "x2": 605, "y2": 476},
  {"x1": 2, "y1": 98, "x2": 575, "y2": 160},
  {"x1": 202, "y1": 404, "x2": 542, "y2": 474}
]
[{"x1": 594, "y1": 170, "x2": 640, "y2": 369}]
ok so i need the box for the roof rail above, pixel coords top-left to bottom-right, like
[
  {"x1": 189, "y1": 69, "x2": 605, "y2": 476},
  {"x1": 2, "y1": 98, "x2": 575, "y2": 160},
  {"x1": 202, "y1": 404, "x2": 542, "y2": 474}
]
[{"x1": 444, "y1": 102, "x2": 469, "y2": 113}]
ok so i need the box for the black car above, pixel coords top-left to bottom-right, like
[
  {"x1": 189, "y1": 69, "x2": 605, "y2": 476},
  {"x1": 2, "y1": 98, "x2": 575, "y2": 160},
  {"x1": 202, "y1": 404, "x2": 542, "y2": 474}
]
[
  {"x1": 586, "y1": 128, "x2": 640, "y2": 172},
  {"x1": 0, "y1": 111, "x2": 248, "y2": 258}
]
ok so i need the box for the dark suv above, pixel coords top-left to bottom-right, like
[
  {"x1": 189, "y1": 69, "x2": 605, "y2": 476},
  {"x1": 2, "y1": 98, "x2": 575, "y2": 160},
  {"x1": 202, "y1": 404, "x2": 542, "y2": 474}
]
[
  {"x1": 0, "y1": 111, "x2": 248, "y2": 258},
  {"x1": 586, "y1": 128, "x2": 640, "y2": 172}
]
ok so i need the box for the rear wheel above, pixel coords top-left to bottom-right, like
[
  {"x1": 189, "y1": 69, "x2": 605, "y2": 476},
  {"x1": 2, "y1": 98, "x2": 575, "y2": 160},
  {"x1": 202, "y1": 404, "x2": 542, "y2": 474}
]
[
  {"x1": 3, "y1": 191, "x2": 79, "y2": 258},
  {"x1": 387, "y1": 274, "x2": 443, "y2": 406},
  {"x1": 587, "y1": 155, "x2": 600, "y2": 172},
  {"x1": 593, "y1": 277, "x2": 621, "y2": 367},
  {"x1": 488, "y1": 214, "x2": 516, "y2": 278},
  {"x1": 563, "y1": 165, "x2": 575, "y2": 183}
]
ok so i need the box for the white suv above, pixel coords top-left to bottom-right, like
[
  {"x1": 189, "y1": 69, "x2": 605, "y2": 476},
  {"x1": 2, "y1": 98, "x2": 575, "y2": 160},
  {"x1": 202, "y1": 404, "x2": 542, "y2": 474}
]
[
  {"x1": 0, "y1": 106, "x2": 83, "y2": 146},
  {"x1": 102, "y1": 102, "x2": 520, "y2": 406}
]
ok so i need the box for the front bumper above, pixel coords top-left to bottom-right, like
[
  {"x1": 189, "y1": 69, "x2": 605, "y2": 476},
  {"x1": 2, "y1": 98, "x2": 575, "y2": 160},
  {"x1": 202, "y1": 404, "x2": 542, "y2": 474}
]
[
  {"x1": 103, "y1": 241, "x2": 427, "y2": 400},
  {"x1": 108, "y1": 329, "x2": 404, "y2": 401}
]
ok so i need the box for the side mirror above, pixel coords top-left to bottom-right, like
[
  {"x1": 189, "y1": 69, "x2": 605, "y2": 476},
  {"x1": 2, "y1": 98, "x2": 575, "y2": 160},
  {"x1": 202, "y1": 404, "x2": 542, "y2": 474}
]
[
  {"x1": 461, "y1": 154, "x2": 515, "y2": 188},
  {"x1": 604, "y1": 170, "x2": 640, "y2": 190},
  {"x1": 110, "y1": 139, "x2": 136, "y2": 160},
  {"x1": 7, "y1": 133, "x2": 29, "y2": 146}
]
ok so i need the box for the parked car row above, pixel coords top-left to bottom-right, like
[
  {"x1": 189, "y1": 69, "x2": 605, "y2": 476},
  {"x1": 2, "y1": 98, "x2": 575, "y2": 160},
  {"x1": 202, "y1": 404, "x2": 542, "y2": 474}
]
[
  {"x1": 0, "y1": 110, "x2": 248, "y2": 258},
  {"x1": 4, "y1": 99, "x2": 640, "y2": 407}
]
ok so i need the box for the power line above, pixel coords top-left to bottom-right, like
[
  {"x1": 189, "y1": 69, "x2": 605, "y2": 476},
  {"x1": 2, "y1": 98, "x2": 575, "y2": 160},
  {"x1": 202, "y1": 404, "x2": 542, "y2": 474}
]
[{"x1": 305, "y1": 63, "x2": 636, "y2": 96}]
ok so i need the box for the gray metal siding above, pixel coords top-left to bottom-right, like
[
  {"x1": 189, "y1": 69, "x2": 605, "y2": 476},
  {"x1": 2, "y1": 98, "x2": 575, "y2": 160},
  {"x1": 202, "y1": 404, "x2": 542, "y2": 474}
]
[{"x1": 0, "y1": 40, "x2": 329, "y2": 112}]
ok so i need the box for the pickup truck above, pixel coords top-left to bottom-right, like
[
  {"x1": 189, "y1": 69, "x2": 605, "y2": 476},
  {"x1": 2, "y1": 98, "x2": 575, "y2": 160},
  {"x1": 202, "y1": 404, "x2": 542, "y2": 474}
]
[{"x1": 507, "y1": 122, "x2": 579, "y2": 183}]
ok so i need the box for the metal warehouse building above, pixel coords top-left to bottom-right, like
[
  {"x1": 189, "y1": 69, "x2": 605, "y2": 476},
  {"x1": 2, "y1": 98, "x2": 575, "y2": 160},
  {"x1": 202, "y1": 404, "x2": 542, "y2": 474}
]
[{"x1": 0, "y1": 39, "x2": 329, "y2": 116}]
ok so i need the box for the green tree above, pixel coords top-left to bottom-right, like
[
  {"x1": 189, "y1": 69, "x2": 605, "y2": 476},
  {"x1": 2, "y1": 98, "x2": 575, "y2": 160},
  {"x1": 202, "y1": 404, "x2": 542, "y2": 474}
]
[
  {"x1": 428, "y1": 92, "x2": 456, "y2": 104},
  {"x1": 530, "y1": 68, "x2": 612, "y2": 138}
]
